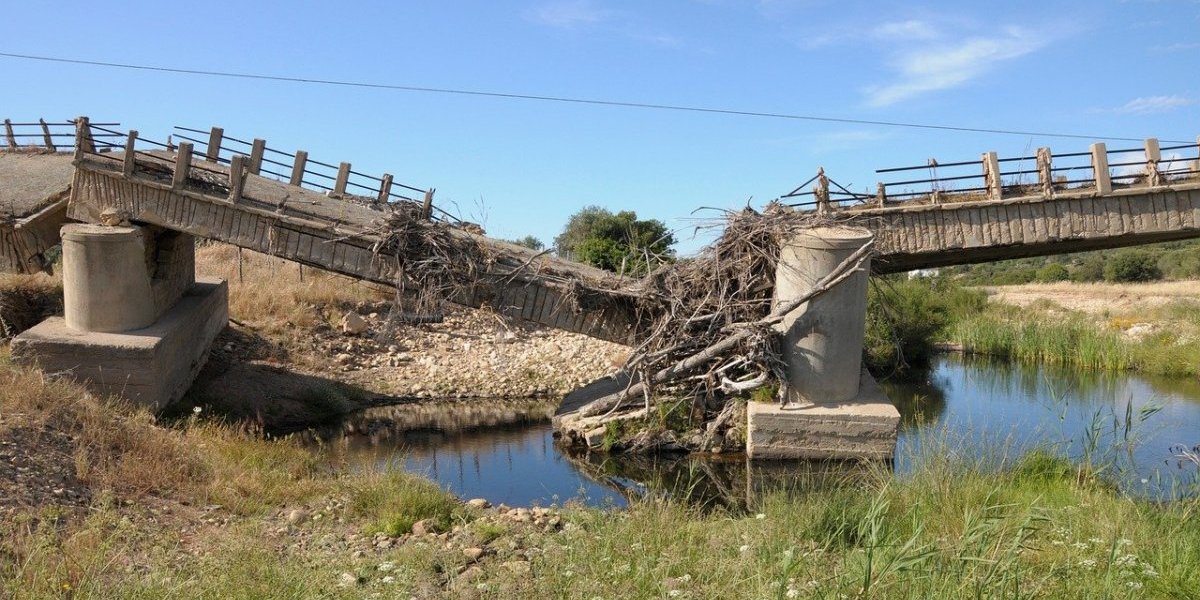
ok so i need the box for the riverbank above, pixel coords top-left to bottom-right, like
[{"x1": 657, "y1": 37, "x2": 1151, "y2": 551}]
[
  {"x1": 946, "y1": 281, "x2": 1200, "y2": 377},
  {"x1": 4, "y1": 251, "x2": 1200, "y2": 596},
  {"x1": 3, "y1": 351, "x2": 1200, "y2": 597}
]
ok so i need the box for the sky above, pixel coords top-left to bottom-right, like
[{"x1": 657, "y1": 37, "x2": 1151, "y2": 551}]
[{"x1": 3, "y1": 0, "x2": 1198, "y2": 253}]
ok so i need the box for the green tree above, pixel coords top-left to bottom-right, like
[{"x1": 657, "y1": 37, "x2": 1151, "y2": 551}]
[
  {"x1": 554, "y1": 206, "x2": 675, "y2": 275},
  {"x1": 1104, "y1": 250, "x2": 1162, "y2": 282},
  {"x1": 1035, "y1": 263, "x2": 1069, "y2": 283},
  {"x1": 507, "y1": 235, "x2": 544, "y2": 251},
  {"x1": 1069, "y1": 255, "x2": 1106, "y2": 282}
]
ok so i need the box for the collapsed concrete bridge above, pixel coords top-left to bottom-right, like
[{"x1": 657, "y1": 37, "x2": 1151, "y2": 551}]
[{"x1": 3, "y1": 117, "x2": 1199, "y2": 460}]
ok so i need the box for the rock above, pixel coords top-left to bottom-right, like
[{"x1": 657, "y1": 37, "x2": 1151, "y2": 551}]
[
  {"x1": 502, "y1": 560, "x2": 531, "y2": 575},
  {"x1": 584, "y1": 427, "x2": 607, "y2": 448},
  {"x1": 411, "y1": 518, "x2": 434, "y2": 536},
  {"x1": 335, "y1": 353, "x2": 353, "y2": 365},
  {"x1": 466, "y1": 498, "x2": 491, "y2": 509},
  {"x1": 463, "y1": 547, "x2": 484, "y2": 561},
  {"x1": 459, "y1": 566, "x2": 485, "y2": 582},
  {"x1": 286, "y1": 509, "x2": 309, "y2": 525},
  {"x1": 341, "y1": 312, "x2": 369, "y2": 335},
  {"x1": 338, "y1": 572, "x2": 359, "y2": 587}
]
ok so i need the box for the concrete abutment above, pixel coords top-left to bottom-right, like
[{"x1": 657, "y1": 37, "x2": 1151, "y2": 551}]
[
  {"x1": 747, "y1": 226, "x2": 900, "y2": 460},
  {"x1": 13, "y1": 223, "x2": 227, "y2": 412}
]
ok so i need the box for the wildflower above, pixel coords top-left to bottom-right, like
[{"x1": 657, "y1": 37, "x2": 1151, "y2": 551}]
[
  {"x1": 1051, "y1": 540, "x2": 1065, "y2": 546},
  {"x1": 1126, "y1": 581, "x2": 1143, "y2": 590},
  {"x1": 786, "y1": 589, "x2": 800, "y2": 598},
  {"x1": 564, "y1": 571, "x2": 574, "y2": 577},
  {"x1": 1142, "y1": 564, "x2": 1159, "y2": 577},
  {"x1": 1117, "y1": 538, "x2": 1132, "y2": 547},
  {"x1": 1088, "y1": 537, "x2": 1103, "y2": 545},
  {"x1": 755, "y1": 513, "x2": 766, "y2": 520},
  {"x1": 739, "y1": 544, "x2": 750, "y2": 553},
  {"x1": 668, "y1": 591, "x2": 682, "y2": 598},
  {"x1": 1071, "y1": 542, "x2": 1088, "y2": 550},
  {"x1": 193, "y1": 405, "x2": 202, "y2": 414},
  {"x1": 680, "y1": 574, "x2": 692, "y2": 583},
  {"x1": 381, "y1": 576, "x2": 396, "y2": 584},
  {"x1": 378, "y1": 562, "x2": 396, "y2": 572},
  {"x1": 1078, "y1": 559, "x2": 1097, "y2": 569}
]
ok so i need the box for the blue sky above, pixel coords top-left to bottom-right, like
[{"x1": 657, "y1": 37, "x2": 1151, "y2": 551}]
[{"x1": 3, "y1": 1, "x2": 1198, "y2": 253}]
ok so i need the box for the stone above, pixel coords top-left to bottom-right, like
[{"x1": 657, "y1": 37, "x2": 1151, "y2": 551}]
[
  {"x1": 462, "y1": 547, "x2": 484, "y2": 561},
  {"x1": 286, "y1": 509, "x2": 309, "y2": 525},
  {"x1": 338, "y1": 572, "x2": 359, "y2": 587},
  {"x1": 411, "y1": 519, "x2": 434, "y2": 536},
  {"x1": 466, "y1": 498, "x2": 491, "y2": 509},
  {"x1": 341, "y1": 312, "x2": 368, "y2": 335},
  {"x1": 502, "y1": 560, "x2": 531, "y2": 575}
]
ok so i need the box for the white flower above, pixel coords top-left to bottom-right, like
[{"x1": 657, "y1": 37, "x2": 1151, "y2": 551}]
[
  {"x1": 1126, "y1": 581, "x2": 1143, "y2": 590},
  {"x1": 1071, "y1": 542, "x2": 1089, "y2": 550},
  {"x1": 668, "y1": 591, "x2": 681, "y2": 598},
  {"x1": 755, "y1": 513, "x2": 766, "y2": 520},
  {"x1": 192, "y1": 406, "x2": 202, "y2": 414},
  {"x1": 564, "y1": 571, "x2": 574, "y2": 577},
  {"x1": 786, "y1": 589, "x2": 800, "y2": 598},
  {"x1": 377, "y1": 562, "x2": 396, "y2": 572},
  {"x1": 739, "y1": 545, "x2": 750, "y2": 553},
  {"x1": 381, "y1": 576, "x2": 396, "y2": 584},
  {"x1": 1078, "y1": 559, "x2": 1097, "y2": 569}
]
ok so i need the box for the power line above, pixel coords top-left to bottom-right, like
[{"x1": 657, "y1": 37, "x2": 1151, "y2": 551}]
[{"x1": 0, "y1": 51, "x2": 1189, "y2": 144}]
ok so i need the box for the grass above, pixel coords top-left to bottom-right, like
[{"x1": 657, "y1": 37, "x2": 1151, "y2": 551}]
[
  {"x1": 948, "y1": 297, "x2": 1200, "y2": 377},
  {"x1": 8, "y1": 339, "x2": 1199, "y2": 598}
]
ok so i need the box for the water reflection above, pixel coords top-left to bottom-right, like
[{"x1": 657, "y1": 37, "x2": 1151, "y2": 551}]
[
  {"x1": 888, "y1": 355, "x2": 1200, "y2": 499},
  {"x1": 307, "y1": 355, "x2": 1200, "y2": 508}
]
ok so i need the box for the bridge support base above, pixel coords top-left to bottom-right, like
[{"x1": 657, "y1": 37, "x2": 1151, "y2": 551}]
[
  {"x1": 12, "y1": 223, "x2": 227, "y2": 412},
  {"x1": 747, "y1": 226, "x2": 899, "y2": 460},
  {"x1": 746, "y1": 370, "x2": 898, "y2": 460}
]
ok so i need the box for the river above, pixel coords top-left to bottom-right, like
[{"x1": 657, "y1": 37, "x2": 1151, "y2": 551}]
[{"x1": 312, "y1": 355, "x2": 1200, "y2": 508}]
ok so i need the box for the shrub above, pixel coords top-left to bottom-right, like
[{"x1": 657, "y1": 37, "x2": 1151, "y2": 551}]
[
  {"x1": 865, "y1": 277, "x2": 985, "y2": 373},
  {"x1": 1034, "y1": 263, "x2": 1069, "y2": 283},
  {"x1": 1103, "y1": 250, "x2": 1162, "y2": 282}
]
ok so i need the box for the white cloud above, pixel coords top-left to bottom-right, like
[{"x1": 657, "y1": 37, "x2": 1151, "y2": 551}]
[
  {"x1": 864, "y1": 26, "x2": 1047, "y2": 107},
  {"x1": 1114, "y1": 95, "x2": 1198, "y2": 114},
  {"x1": 526, "y1": 0, "x2": 611, "y2": 28},
  {"x1": 872, "y1": 20, "x2": 940, "y2": 41}
]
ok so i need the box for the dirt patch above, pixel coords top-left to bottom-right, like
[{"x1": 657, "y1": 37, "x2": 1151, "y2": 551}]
[{"x1": 984, "y1": 281, "x2": 1200, "y2": 315}]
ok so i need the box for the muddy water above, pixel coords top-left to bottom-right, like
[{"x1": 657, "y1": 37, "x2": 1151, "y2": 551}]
[{"x1": 311, "y1": 356, "x2": 1200, "y2": 508}]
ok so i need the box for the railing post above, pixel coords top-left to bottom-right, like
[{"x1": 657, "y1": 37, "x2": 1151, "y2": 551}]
[
  {"x1": 74, "y1": 116, "x2": 94, "y2": 160},
  {"x1": 1036, "y1": 147, "x2": 1053, "y2": 198},
  {"x1": 289, "y1": 150, "x2": 308, "y2": 186},
  {"x1": 248, "y1": 139, "x2": 266, "y2": 175},
  {"x1": 205, "y1": 126, "x2": 224, "y2": 163},
  {"x1": 1194, "y1": 136, "x2": 1200, "y2": 176},
  {"x1": 814, "y1": 168, "x2": 830, "y2": 214},
  {"x1": 228, "y1": 155, "x2": 247, "y2": 203},
  {"x1": 122, "y1": 130, "x2": 139, "y2": 177},
  {"x1": 172, "y1": 142, "x2": 193, "y2": 189},
  {"x1": 39, "y1": 119, "x2": 56, "y2": 152},
  {"x1": 983, "y1": 151, "x2": 1002, "y2": 201},
  {"x1": 1091, "y1": 142, "x2": 1112, "y2": 194},
  {"x1": 421, "y1": 189, "x2": 435, "y2": 220},
  {"x1": 3, "y1": 119, "x2": 15, "y2": 149},
  {"x1": 1144, "y1": 138, "x2": 1161, "y2": 187},
  {"x1": 875, "y1": 182, "x2": 886, "y2": 208},
  {"x1": 378, "y1": 173, "x2": 394, "y2": 204},
  {"x1": 333, "y1": 162, "x2": 351, "y2": 196}
]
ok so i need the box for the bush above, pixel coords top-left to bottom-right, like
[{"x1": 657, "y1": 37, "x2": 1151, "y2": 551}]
[
  {"x1": 1069, "y1": 255, "x2": 1106, "y2": 282},
  {"x1": 1034, "y1": 263, "x2": 1069, "y2": 283},
  {"x1": 865, "y1": 277, "x2": 985, "y2": 373},
  {"x1": 1103, "y1": 250, "x2": 1162, "y2": 282}
]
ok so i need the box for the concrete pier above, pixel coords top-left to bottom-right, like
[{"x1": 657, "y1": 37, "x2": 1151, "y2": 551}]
[
  {"x1": 747, "y1": 226, "x2": 900, "y2": 460},
  {"x1": 13, "y1": 223, "x2": 226, "y2": 411}
]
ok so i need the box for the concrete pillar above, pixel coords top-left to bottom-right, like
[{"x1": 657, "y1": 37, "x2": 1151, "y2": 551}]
[
  {"x1": 61, "y1": 224, "x2": 156, "y2": 333},
  {"x1": 773, "y1": 226, "x2": 873, "y2": 405}
]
